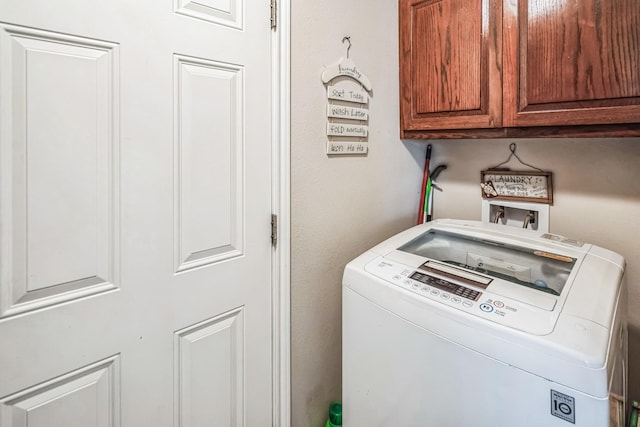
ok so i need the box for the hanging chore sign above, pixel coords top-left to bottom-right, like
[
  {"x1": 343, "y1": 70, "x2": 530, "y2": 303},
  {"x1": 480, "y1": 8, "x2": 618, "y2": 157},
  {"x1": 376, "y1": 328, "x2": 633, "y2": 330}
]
[
  {"x1": 327, "y1": 104, "x2": 369, "y2": 120},
  {"x1": 322, "y1": 36, "x2": 372, "y2": 155},
  {"x1": 327, "y1": 87, "x2": 369, "y2": 105}
]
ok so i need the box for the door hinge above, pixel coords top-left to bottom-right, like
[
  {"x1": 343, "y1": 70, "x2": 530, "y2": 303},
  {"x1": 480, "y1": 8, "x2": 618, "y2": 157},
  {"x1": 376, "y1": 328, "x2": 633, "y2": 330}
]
[
  {"x1": 270, "y1": 0, "x2": 277, "y2": 29},
  {"x1": 271, "y1": 214, "x2": 278, "y2": 247}
]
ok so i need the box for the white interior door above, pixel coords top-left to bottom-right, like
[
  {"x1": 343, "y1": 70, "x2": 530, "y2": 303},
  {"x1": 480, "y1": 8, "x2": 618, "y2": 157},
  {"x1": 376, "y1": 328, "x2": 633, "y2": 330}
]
[{"x1": 0, "y1": 0, "x2": 274, "y2": 425}]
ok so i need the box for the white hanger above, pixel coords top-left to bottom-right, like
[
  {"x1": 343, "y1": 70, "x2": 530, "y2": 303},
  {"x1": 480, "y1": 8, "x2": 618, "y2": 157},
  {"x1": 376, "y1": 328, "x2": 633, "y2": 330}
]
[{"x1": 321, "y1": 37, "x2": 372, "y2": 92}]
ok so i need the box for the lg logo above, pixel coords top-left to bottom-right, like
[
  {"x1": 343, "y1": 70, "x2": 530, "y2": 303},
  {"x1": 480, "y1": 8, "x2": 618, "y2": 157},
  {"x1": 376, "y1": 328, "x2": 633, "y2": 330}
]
[
  {"x1": 554, "y1": 401, "x2": 573, "y2": 415},
  {"x1": 551, "y1": 390, "x2": 575, "y2": 424}
]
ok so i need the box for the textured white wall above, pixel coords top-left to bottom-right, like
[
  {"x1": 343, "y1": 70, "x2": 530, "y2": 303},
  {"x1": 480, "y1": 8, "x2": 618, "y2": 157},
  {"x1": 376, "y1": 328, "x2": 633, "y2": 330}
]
[
  {"x1": 290, "y1": 1, "x2": 425, "y2": 426},
  {"x1": 428, "y1": 138, "x2": 640, "y2": 399}
]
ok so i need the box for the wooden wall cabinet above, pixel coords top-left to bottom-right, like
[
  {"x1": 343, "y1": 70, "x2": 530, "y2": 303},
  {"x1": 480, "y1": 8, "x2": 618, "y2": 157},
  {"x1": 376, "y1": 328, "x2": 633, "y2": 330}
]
[{"x1": 400, "y1": 0, "x2": 640, "y2": 138}]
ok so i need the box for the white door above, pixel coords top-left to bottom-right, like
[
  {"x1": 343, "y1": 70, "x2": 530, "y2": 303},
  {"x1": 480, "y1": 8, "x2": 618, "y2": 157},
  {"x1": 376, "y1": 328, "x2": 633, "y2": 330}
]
[{"x1": 0, "y1": 0, "x2": 274, "y2": 425}]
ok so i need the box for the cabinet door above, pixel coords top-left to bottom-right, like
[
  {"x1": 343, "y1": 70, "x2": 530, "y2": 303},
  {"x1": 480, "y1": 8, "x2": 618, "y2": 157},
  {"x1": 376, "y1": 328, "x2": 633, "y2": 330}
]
[
  {"x1": 503, "y1": 0, "x2": 640, "y2": 127},
  {"x1": 399, "y1": 0, "x2": 502, "y2": 133}
]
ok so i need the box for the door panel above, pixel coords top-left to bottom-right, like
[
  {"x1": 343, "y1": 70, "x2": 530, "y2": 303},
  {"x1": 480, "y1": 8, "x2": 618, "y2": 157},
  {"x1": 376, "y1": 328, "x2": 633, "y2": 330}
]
[
  {"x1": 174, "y1": 55, "x2": 244, "y2": 272},
  {"x1": 503, "y1": 0, "x2": 640, "y2": 126},
  {"x1": 175, "y1": 0, "x2": 243, "y2": 29},
  {"x1": 0, "y1": 356, "x2": 120, "y2": 427},
  {"x1": 174, "y1": 308, "x2": 244, "y2": 427},
  {"x1": 399, "y1": 0, "x2": 502, "y2": 131},
  {"x1": 0, "y1": 24, "x2": 119, "y2": 318},
  {"x1": 0, "y1": 0, "x2": 273, "y2": 425}
]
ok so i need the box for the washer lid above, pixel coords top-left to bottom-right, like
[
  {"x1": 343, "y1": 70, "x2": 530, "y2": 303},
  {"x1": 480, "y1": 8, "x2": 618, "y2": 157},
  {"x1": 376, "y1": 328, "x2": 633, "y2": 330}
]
[{"x1": 397, "y1": 228, "x2": 576, "y2": 300}]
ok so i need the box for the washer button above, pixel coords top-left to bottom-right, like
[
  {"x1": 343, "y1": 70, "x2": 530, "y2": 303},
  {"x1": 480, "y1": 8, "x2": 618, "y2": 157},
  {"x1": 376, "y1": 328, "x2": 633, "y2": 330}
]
[
  {"x1": 462, "y1": 301, "x2": 473, "y2": 308},
  {"x1": 430, "y1": 289, "x2": 440, "y2": 296},
  {"x1": 440, "y1": 293, "x2": 450, "y2": 300},
  {"x1": 421, "y1": 285, "x2": 430, "y2": 292},
  {"x1": 480, "y1": 303, "x2": 494, "y2": 313},
  {"x1": 451, "y1": 297, "x2": 461, "y2": 304},
  {"x1": 412, "y1": 283, "x2": 420, "y2": 290},
  {"x1": 493, "y1": 301, "x2": 505, "y2": 308}
]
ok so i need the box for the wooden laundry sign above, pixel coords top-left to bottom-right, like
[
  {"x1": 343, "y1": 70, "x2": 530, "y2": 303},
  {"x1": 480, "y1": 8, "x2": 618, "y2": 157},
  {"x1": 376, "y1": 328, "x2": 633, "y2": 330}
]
[{"x1": 481, "y1": 170, "x2": 553, "y2": 204}]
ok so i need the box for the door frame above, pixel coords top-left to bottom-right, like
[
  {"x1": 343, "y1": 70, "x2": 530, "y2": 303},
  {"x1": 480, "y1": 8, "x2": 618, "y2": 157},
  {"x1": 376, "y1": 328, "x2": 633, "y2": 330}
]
[{"x1": 271, "y1": 0, "x2": 291, "y2": 425}]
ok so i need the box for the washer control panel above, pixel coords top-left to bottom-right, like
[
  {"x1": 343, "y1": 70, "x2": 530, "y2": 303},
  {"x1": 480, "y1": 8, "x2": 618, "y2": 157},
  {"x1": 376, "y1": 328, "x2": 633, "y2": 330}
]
[
  {"x1": 409, "y1": 271, "x2": 481, "y2": 301},
  {"x1": 363, "y1": 256, "x2": 559, "y2": 333}
]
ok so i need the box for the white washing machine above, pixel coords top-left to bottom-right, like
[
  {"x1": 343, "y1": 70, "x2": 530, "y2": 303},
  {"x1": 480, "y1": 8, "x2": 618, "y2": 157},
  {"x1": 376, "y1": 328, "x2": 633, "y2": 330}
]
[{"x1": 343, "y1": 219, "x2": 627, "y2": 427}]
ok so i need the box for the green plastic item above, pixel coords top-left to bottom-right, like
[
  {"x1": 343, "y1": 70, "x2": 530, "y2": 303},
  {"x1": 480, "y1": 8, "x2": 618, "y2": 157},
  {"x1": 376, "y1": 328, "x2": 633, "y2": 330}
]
[
  {"x1": 325, "y1": 402, "x2": 342, "y2": 427},
  {"x1": 630, "y1": 400, "x2": 640, "y2": 427},
  {"x1": 423, "y1": 177, "x2": 432, "y2": 222}
]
